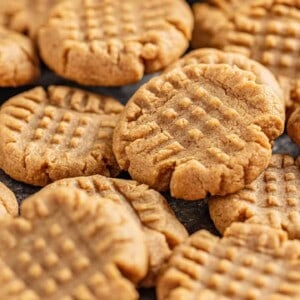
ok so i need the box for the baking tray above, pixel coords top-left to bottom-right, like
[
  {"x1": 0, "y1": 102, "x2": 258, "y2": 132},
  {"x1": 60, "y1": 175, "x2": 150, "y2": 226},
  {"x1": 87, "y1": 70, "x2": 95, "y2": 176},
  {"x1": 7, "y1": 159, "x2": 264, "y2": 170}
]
[{"x1": 0, "y1": 1, "x2": 299, "y2": 299}]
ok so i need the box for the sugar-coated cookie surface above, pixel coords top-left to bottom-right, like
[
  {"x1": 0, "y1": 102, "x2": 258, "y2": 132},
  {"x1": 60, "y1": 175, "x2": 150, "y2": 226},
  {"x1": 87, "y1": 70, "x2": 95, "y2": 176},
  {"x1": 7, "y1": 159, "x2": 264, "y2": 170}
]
[
  {"x1": 0, "y1": 86, "x2": 123, "y2": 186},
  {"x1": 113, "y1": 63, "x2": 284, "y2": 200},
  {"x1": 0, "y1": 28, "x2": 39, "y2": 87},
  {"x1": 209, "y1": 154, "x2": 300, "y2": 239},
  {"x1": 38, "y1": 0, "x2": 193, "y2": 86},
  {"x1": 157, "y1": 223, "x2": 300, "y2": 300},
  {"x1": 192, "y1": 0, "x2": 300, "y2": 111},
  {"x1": 0, "y1": 182, "x2": 18, "y2": 218},
  {"x1": 29, "y1": 175, "x2": 188, "y2": 287},
  {"x1": 0, "y1": 188, "x2": 147, "y2": 299}
]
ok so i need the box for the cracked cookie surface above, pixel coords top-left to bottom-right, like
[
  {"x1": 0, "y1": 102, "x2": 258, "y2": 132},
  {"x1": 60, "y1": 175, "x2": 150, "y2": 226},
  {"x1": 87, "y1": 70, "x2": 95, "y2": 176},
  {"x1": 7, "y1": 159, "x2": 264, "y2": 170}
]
[
  {"x1": 0, "y1": 188, "x2": 147, "y2": 300},
  {"x1": 166, "y1": 48, "x2": 283, "y2": 101},
  {"x1": 0, "y1": 27, "x2": 39, "y2": 87},
  {"x1": 209, "y1": 154, "x2": 300, "y2": 239},
  {"x1": 28, "y1": 175, "x2": 188, "y2": 287},
  {"x1": 38, "y1": 0, "x2": 193, "y2": 86},
  {"x1": 157, "y1": 223, "x2": 300, "y2": 300},
  {"x1": 192, "y1": 0, "x2": 300, "y2": 111},
  {"x1": 113, "y1": 64, "x2": 284, "y2": 200},
  {"x1": 0, "y1": 85, "x2": 123, "y2": 186}
]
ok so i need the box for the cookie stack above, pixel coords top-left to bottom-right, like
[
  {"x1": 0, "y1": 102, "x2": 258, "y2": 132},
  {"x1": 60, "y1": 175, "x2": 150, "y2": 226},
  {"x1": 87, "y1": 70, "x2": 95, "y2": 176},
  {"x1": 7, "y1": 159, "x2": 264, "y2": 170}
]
[{"x1": 0, "y1": 1, "x2": 299, "y2": 299}]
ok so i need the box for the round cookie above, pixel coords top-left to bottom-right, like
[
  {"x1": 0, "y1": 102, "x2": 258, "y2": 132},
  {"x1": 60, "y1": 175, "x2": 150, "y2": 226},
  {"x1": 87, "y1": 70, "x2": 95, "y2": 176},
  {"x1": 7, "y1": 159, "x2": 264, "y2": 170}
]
[
  {"x1": 0, "y1": 28, "x2": 40, "y2": 87},
  {"x1": 192, "y1": 0, "x2": 300, "y2": 111},
  {"x1": 0, "y1": 86, "x2": 123, "y2": 186},
  {"x1": 157, "y1": 223, "x2": 300, "y2": 300},
  {"x1": 0, "y1": 182, "x2": 18, "y2": 218},
  {"x1": 0, "y1": 188, "x2": 147, "y2": 300},
  {"x1": 30, "y1": 175, "x2": 188, "y2": 287},
  {"x1": 209, "y1": 154, "x2": 300, "y2": 239},
  {"x1": 38, "y1": 0, "x2": 193, "y2": 86},
  {"x1": 113, "y1": 64, "x2": 284, "y2": 200}
]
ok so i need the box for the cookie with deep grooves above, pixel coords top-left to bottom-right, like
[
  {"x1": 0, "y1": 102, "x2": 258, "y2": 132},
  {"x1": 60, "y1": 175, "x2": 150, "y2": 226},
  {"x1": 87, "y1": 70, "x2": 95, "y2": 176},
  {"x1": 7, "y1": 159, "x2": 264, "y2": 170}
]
[
  {"x1": 38, "y1": 0, "x2": 193, "y2": 86},
  {"x1": 157, "y1": 223, "x2": 300, "y2": 300},
  {"x1": 0, "y1": 188, "x2": 147, "y2": 300},
  {"x1": 29, "y1": 175, "x2": 188, "y2": 287},
  {"x1": 0, "y1": 182, "x2": 18, "y2": 218},
  {"x1": 166, "y1": 48, "x2": 283, "y2": 101},
  {"x1": 0, "y1": 28, "x2": 39, "y2": 87},
  {"x1": 209, "y1": 154, "x2": 300, "y2": 239},
  {"x1": 113, "y1": 64, "x2": 284, "y2": 200},
  {"x1": 0, "y1": 86, "x2": 123, "y2": 186},
  {"x1": 192, "y1": 0, "x2": 300, "y2": 111}
]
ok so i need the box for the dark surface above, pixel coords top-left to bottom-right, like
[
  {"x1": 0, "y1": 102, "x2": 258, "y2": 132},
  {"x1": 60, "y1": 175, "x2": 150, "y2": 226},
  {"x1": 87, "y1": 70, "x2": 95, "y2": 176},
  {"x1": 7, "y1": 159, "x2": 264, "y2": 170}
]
[
  {"x1": 0, "y1": 0, "x2": 299, "y2": 299},
  {"x1": 187, "y1": 0, "x2": 200, "y2": 4}
]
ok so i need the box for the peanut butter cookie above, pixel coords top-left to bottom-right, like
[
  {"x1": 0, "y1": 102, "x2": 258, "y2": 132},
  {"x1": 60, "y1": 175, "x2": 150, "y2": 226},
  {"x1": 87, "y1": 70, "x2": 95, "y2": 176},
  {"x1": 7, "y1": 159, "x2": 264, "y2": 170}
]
[
  {"x1": 166, "y1": 48, "x2": 283, "y2": 99},
  {"x1": 0, "y1": 188, "x2": 147, "y2": 300},
  {"x1": 25, "y1": 0, "x2": 64, "y2": 40},
  {"x1": 0, "y1": 86, "x2": 123, "y2": 186},
  {"x1": 113, "y1": 64, "x2": 284, "y2": 200},
  {"x1": 0, "y1": 28, "x2": 39, "y2": 87},
  {"x1": 0, "y1": 182, "x2": 18, "y2": 218},
  {"x1": 209, "y1": 154, "x2": 300, "y2": 239},
  {"x1": 157, "y1": 223, "x2": 300, "y2": 300},
  {"x1": 192, "y1": 0, "x2": 300, "y2": 112},
  {"x1": 38, "y1": 0, "x2": 193, "y2": 86},
  {"x1": 30, "y1": 175, "x2": 188, "y2": 287}
]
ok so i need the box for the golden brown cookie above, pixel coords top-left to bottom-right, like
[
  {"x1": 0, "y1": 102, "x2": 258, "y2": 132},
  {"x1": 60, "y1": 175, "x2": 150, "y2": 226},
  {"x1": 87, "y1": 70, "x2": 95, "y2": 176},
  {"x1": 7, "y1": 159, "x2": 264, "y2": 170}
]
[
  {"x1": 29, "y1": 175, "x2": 188, "y2": 287},
  {"x1": 0, "y1": 187, "x2": 147, "y2": 300},
  {"x1": 0, "y1": 0, "x2": 28, "y2": 33},
  {"x1": 38, "y1": 0, "x2": 193, "y2": 86},
  {"x1": 209, "y1": 0, "x2": 253, "y2": 12},
  {"x1": 0, "y1": 86, "x2": 123, "y2": 186},
  {"x1": 157, "y1": 222, "x2": 300, "y2": 300},
  {"x1": 166, "y1": 48, "x2": 283, "y2": 100},
  {"x1": 0, "y1": 27, "x2": 39, "y2": 87},
  {"x1": 113, "y1": 63, "x2": 284, "y2": 200},
  {"x1": 209, "y1": 154, "x2": 300, "y2": 239},
  {"x1": 191, "y1": 0, "x2": 253, "y2": 49},
  {"x1": 25, "y1": 0, "x2": 64, "y2": 40},
  {"x1": 191, "y1": 2, "x2": 231, "y2": 50},
  {"x1": 287, "y1": 107, "x2": 300, "y2": 146},
  {"x1": 0, "y1": 182, "x2": 18, "y2": 218},
  {"x1": 192, "y1": 0, "x2": 300, "y2": 111}
]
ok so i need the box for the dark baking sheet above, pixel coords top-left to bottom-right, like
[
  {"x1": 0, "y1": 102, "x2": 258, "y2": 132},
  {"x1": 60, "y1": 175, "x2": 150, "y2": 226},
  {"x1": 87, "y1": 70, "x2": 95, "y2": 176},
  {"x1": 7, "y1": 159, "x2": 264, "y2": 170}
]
[{"x1": 0, "y1": 1, "x2": 299, "y2": 298}]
